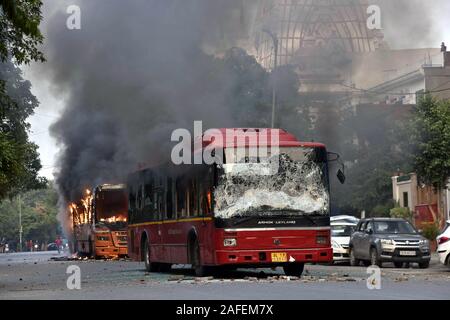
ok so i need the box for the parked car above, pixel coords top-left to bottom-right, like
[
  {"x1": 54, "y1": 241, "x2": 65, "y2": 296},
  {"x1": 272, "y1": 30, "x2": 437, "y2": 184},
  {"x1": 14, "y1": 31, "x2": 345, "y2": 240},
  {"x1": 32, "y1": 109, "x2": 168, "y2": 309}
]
[
  {"x1": 47, "y1": 243, "x2": 58, "y2": 251},
  {"x1": 330, "y1": 215, "x2": 360, "y2": 224},
  {"x1": 437, "y1": 220, "x2": 450, "y2": 266},
  {"x1": 349, "y1": 218, "x2": 431, "y2": 268},
  {"x1": 331, "y1": 220, "x2": 358, "y2": 263}
]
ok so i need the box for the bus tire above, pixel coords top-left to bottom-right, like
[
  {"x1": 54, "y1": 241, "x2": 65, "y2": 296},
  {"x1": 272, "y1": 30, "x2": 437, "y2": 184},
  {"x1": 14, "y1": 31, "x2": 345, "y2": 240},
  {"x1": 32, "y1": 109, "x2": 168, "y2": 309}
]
[
  {"x1": 159, "y1": 263, "x2": 172, "y2": 273},
  {"x1": 283, "y1": 263, "x2": 304, "y2": 277},
  {"x1": 88, "y1": 238, "x2": 95, "y2": 259},
  {"x1": 143, "y1": 239, "x2": 157, "y2": 272},
  {"x1": 192, "y1": 239, "x2": 208, "y2": 277}
]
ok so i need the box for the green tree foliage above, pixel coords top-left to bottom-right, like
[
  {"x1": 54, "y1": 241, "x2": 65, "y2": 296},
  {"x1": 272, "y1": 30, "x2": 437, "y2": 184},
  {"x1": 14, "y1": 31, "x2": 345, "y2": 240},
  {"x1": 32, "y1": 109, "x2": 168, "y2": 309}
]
[
  {"x1": 389, "y1": 206, "x2": 412, "y2": 221},
  {"x1": 421, "y1": 222, "x2": 440, "y2": 241},
  {"x1": 0, "y1": 60, "x2": 46, "y2": 198},
  {"x1": 411, "y1": 95, "x2": 450, "y2": 189},
  {"x1": 221, "y1": 47, "x2": 309, "y2": 134},
  {"x1": 0, "y1": 184, "x2": 59, "y2": 250},
  {"x1": 221, "y1": 47, "x2": 271, "y2": 126},
  {"x1": 0, "y1": 0, "x2": 45, "y2": 64},
  {"x1": 331, "y1": 105, "x2": 413, "y2": 215},
  {"x1": 0, "y1": 1, "x2": 46, "y2": 198}
]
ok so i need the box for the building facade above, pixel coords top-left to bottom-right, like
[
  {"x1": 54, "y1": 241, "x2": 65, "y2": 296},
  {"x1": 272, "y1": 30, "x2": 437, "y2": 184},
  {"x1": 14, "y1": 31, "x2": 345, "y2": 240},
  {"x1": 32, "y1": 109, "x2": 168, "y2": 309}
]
[{"x1": 392, "y1": 173, "x2": 450, "y2": 229}]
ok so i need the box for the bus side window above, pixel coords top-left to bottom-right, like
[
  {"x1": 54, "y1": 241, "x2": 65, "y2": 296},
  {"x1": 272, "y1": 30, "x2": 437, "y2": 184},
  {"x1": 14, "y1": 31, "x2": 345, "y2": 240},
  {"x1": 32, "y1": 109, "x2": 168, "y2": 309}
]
[
  {"x1": 128, "y1": 184, "x2": 136, "y2": 223},
  {"x1": 189, "y1": 178, "x2": 197, "y2": 217},
  {"x1": 176, "y1": 177, "x2": 187, "y2": 218},
  {"x1": 166, "y1": 177, "x2": 173, "y2": 220},
  {"x1": 143, "y1": 171, "x2": 154, "y2": 220},
  {"x1": 136, "y1": 183, "x2": 144, "y2": 214}
]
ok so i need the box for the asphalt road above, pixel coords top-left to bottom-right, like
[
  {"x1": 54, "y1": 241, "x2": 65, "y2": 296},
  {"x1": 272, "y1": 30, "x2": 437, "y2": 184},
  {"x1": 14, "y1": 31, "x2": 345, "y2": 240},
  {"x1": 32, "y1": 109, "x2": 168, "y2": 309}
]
[{"x1": 1, "y1": 251, "x2": 449, "y2": 300}]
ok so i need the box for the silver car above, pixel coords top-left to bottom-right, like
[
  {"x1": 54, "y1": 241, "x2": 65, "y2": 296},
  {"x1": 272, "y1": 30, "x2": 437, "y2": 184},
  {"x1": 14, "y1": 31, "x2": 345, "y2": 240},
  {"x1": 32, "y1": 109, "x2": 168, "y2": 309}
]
[{"x1": 349, "y1": 218, "x2": 431, "y2": 268}]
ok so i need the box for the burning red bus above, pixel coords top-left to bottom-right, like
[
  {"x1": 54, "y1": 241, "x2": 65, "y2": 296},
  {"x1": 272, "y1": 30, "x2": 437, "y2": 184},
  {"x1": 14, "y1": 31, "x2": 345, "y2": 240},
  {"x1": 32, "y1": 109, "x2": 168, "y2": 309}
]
[
  {"x1": 127, "y1": 129, "x2": 343, "y2": 276},
  {"x1": 71, "y1": 184, "x2": 128, "y2": 258}
]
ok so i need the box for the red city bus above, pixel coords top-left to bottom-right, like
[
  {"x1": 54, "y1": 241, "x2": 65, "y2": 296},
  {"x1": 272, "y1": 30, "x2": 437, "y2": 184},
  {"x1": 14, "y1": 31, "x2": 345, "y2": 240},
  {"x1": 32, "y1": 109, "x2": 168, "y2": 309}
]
[{"x1": 127, "y1": 128, "x2": 343, "y2": 276}]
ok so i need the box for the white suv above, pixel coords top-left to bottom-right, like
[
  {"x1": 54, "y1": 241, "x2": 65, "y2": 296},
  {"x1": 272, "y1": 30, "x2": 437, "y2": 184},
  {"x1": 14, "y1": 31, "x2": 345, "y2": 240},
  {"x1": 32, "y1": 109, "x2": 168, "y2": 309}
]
[{"x1": 437, "y1": 220, "x2": 450, "y2": 266}]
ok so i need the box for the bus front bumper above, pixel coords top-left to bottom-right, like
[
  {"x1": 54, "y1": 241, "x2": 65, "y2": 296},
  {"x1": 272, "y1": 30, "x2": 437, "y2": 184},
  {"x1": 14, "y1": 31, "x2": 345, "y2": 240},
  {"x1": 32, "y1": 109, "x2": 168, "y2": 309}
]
[
  {"x1": 95, "y1": 246, "x2": 128, "y2": 257},
  {"x1": 215, "y1": 248, "x2": 332, "y2": 265}
]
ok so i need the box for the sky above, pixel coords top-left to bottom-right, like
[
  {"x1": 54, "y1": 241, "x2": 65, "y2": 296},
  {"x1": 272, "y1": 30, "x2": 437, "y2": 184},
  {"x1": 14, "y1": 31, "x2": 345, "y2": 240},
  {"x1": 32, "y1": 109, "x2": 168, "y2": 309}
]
[{"x1": 23, "y1": 0, "x2": 450, "y2": 181}]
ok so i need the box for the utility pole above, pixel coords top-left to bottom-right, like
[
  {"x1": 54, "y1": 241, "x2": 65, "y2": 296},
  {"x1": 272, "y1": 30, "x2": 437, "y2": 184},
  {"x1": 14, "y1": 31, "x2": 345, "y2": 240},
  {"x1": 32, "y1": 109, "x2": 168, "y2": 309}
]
[
  {"x1": 18, "y1": 194, "x2": 22, "y2": 252},
  {"x1": 262, "y1": 29, "x2": 278, "y2": 128}
]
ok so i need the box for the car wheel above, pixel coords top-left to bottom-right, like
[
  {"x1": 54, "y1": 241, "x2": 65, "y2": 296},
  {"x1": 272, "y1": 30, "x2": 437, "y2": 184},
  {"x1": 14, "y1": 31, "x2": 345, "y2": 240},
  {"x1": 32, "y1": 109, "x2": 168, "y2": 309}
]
[
  {"x1": 349, "y1": 248, "x2": 360, "y2": 266},
  {"x1": 283, "y1": 263, "x2": 305, "y2": 277},
  {"x1": 370, "y1": 248, "x2": 382, "y2": 267},
  {"x1": 419, "y1": 261, "x2": 430, "y2": 269},
  {"x1": 394, "y1": 262, "x2": 403, "y2": 268}
]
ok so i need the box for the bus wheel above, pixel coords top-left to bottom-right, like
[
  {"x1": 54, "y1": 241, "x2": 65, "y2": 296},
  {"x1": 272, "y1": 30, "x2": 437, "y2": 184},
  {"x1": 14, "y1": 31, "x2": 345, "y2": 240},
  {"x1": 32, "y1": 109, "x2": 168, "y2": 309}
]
[
  {"x1": 143, "y1": 240, "x2": 157, "y2": 272},
  {"x1": 192, "y1": 239, "x2": 208, "y2": 277},
  {"x1": 159, "y1": 263, "x2": 172, "y2": 273},
  {"x1": 283, "y1": 263, "x2": 305, "y2": 277}
]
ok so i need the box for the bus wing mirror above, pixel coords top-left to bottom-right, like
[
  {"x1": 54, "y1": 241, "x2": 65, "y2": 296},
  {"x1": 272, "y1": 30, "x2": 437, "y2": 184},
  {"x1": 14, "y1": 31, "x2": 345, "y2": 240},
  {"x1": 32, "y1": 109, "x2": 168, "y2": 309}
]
[
  {"x1": 328, "y1": 152, "x2": 346, "y2": 184},
  {"x1": 337, "y1": 169, "x2": 346, "y2": 184}
]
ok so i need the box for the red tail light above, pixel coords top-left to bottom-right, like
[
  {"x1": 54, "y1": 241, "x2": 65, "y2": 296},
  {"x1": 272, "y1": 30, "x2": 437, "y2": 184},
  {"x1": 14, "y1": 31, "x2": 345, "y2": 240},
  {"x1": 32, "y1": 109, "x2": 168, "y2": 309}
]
[{"x1": 438, "y1": 237, "x2": 449, "y2": 245}]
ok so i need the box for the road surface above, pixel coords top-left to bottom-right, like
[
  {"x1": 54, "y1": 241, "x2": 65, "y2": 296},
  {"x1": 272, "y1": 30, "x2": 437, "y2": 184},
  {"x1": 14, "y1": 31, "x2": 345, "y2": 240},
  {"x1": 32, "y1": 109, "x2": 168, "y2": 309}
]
[{"x1": 1, "y1": 251, "x2": 449, "y2": 299}]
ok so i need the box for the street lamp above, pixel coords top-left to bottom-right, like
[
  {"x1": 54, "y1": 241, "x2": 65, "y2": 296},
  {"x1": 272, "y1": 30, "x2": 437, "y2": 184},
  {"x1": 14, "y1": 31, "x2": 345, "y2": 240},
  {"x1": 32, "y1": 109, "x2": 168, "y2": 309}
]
[{"x1": 262, "y1": 29, "x2": 278, "y2": 128}]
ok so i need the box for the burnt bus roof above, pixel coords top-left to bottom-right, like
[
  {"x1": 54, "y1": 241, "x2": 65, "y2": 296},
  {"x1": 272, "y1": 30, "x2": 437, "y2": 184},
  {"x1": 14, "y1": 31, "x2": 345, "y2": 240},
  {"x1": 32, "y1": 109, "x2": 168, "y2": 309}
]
[
  {"x1": 132, "y1": 128, "x2": 326, "y2": 173},
  {"x1": 94, "y1": 184, "x2": 126, "y2": 192},
  {"x1": 196, "y1": 128, "x2": 325, "y2": 150}
]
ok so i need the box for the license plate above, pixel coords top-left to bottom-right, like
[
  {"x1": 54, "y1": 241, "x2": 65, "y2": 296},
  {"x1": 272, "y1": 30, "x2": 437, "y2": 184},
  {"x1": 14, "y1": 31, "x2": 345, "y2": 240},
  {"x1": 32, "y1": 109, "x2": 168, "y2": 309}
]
[
  {"x1": 271, "y1": 252, "x2": 288, "y2": 262},
  {"x1": 399, "y1": 251, "x2": 416, "y2": 256}
]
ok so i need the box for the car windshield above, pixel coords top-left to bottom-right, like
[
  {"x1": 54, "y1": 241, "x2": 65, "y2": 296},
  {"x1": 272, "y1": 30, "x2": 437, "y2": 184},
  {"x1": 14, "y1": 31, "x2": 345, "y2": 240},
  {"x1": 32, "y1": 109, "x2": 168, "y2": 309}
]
[
  {"x1": 373, "y1": 220, "x2": 417, "y2": 234},
  {"x1": 214, "y1": 146, "x2": 329, "y2": 219},
  {"x1": 331, "y1": 225, "x2": 355, "y2": 237}
]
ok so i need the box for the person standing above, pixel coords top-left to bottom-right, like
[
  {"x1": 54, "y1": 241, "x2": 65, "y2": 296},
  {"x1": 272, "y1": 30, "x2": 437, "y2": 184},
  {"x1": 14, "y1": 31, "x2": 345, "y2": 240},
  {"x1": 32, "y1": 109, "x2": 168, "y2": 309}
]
[{"x1": 55, "y1": 236, "x2": 62, "y2": 254}]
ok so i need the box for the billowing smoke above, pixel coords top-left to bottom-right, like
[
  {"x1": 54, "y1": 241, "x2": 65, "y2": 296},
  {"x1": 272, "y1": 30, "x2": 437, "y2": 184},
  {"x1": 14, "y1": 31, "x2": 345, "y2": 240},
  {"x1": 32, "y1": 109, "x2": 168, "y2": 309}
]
[
  {"x1": 31, "y1": 0, "x2": 260, "y2": 234},
  {"x1": 38, "y1": 0, "x2": 255, "y2": 197}
]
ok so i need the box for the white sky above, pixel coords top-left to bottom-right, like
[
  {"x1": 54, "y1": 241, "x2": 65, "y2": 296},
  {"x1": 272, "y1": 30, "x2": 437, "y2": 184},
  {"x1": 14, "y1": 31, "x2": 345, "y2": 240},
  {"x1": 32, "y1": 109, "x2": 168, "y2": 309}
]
[{"x1": 22, "y1": 2, "x2": 450, "y2": 181}]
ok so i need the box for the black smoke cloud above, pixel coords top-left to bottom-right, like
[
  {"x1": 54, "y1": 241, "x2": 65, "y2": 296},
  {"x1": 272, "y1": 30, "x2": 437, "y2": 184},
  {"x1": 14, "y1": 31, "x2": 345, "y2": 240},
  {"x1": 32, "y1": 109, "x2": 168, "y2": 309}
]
[{"x1": 38, "y1": 0, "x2": 255, "y2": 205}]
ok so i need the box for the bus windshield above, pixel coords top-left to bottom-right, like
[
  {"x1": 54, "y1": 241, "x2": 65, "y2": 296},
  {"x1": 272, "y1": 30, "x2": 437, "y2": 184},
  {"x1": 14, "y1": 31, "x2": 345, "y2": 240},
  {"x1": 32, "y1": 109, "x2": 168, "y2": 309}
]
[
  {"x1": 95, "y1": 189, "x2": 128, "y2": 228},
  {"x1": 214, "y1": 147, "x2": 329, "y2": 219}
]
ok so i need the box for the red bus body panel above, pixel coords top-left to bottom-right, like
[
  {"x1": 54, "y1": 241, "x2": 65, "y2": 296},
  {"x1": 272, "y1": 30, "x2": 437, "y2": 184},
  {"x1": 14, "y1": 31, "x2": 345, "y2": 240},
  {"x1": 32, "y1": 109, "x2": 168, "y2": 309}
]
[{"x1": 128, "y1": 218, "x2": 332, "y2": 265}]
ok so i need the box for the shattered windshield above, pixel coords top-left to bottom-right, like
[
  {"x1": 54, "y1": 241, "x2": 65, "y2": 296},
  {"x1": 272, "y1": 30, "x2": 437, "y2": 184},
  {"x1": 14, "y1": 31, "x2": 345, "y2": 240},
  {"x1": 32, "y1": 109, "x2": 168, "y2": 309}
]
[{"x1": 214, "y1": 147, "x2": 329, "y2": 219}]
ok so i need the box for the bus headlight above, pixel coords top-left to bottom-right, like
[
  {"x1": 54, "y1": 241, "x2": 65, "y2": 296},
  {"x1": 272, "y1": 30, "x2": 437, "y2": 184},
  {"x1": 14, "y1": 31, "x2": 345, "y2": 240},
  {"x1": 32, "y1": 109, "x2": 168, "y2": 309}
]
[
  {"x1": 223, "y1": 238, "x2": 237, "y2": 247},
  {"x1": 316, "y1": 235, "x2": 328, "y2": 245}
]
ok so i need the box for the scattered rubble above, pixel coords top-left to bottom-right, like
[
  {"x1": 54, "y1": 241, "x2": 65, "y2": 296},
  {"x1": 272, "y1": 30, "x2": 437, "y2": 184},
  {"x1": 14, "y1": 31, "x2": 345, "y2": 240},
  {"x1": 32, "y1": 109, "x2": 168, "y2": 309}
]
[{"x1": 394, "y1": 276, "x2": 409, "y2": 282}]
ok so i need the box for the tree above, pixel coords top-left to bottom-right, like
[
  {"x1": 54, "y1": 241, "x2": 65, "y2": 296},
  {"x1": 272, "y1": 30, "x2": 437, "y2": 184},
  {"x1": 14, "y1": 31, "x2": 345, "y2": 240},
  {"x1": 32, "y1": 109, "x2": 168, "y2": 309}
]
[
  {"x1": 411, "y1": 95, "x2": 450, "y2": 189},
  {"x1": 221, "y1": 47, "x2": 271, "y2": 127},
  {"x1": 330, "y1": 104, "x2": 414, "y2": 215},
  {"x1": 0, "y1": 0, "x2": 45, "y2": 198},
  {"x1": 0, "y1": 59, "x2": 46, "y2": 198},
  {"x1": 0, "y1": 0, "x2": 45, "y2": 64},
  {"x1": 0, "y1": 183, "x2": 58, "y2": 251},
  {"x1": 220, "y1": 47, "x2": 307, "y2": 132}
]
